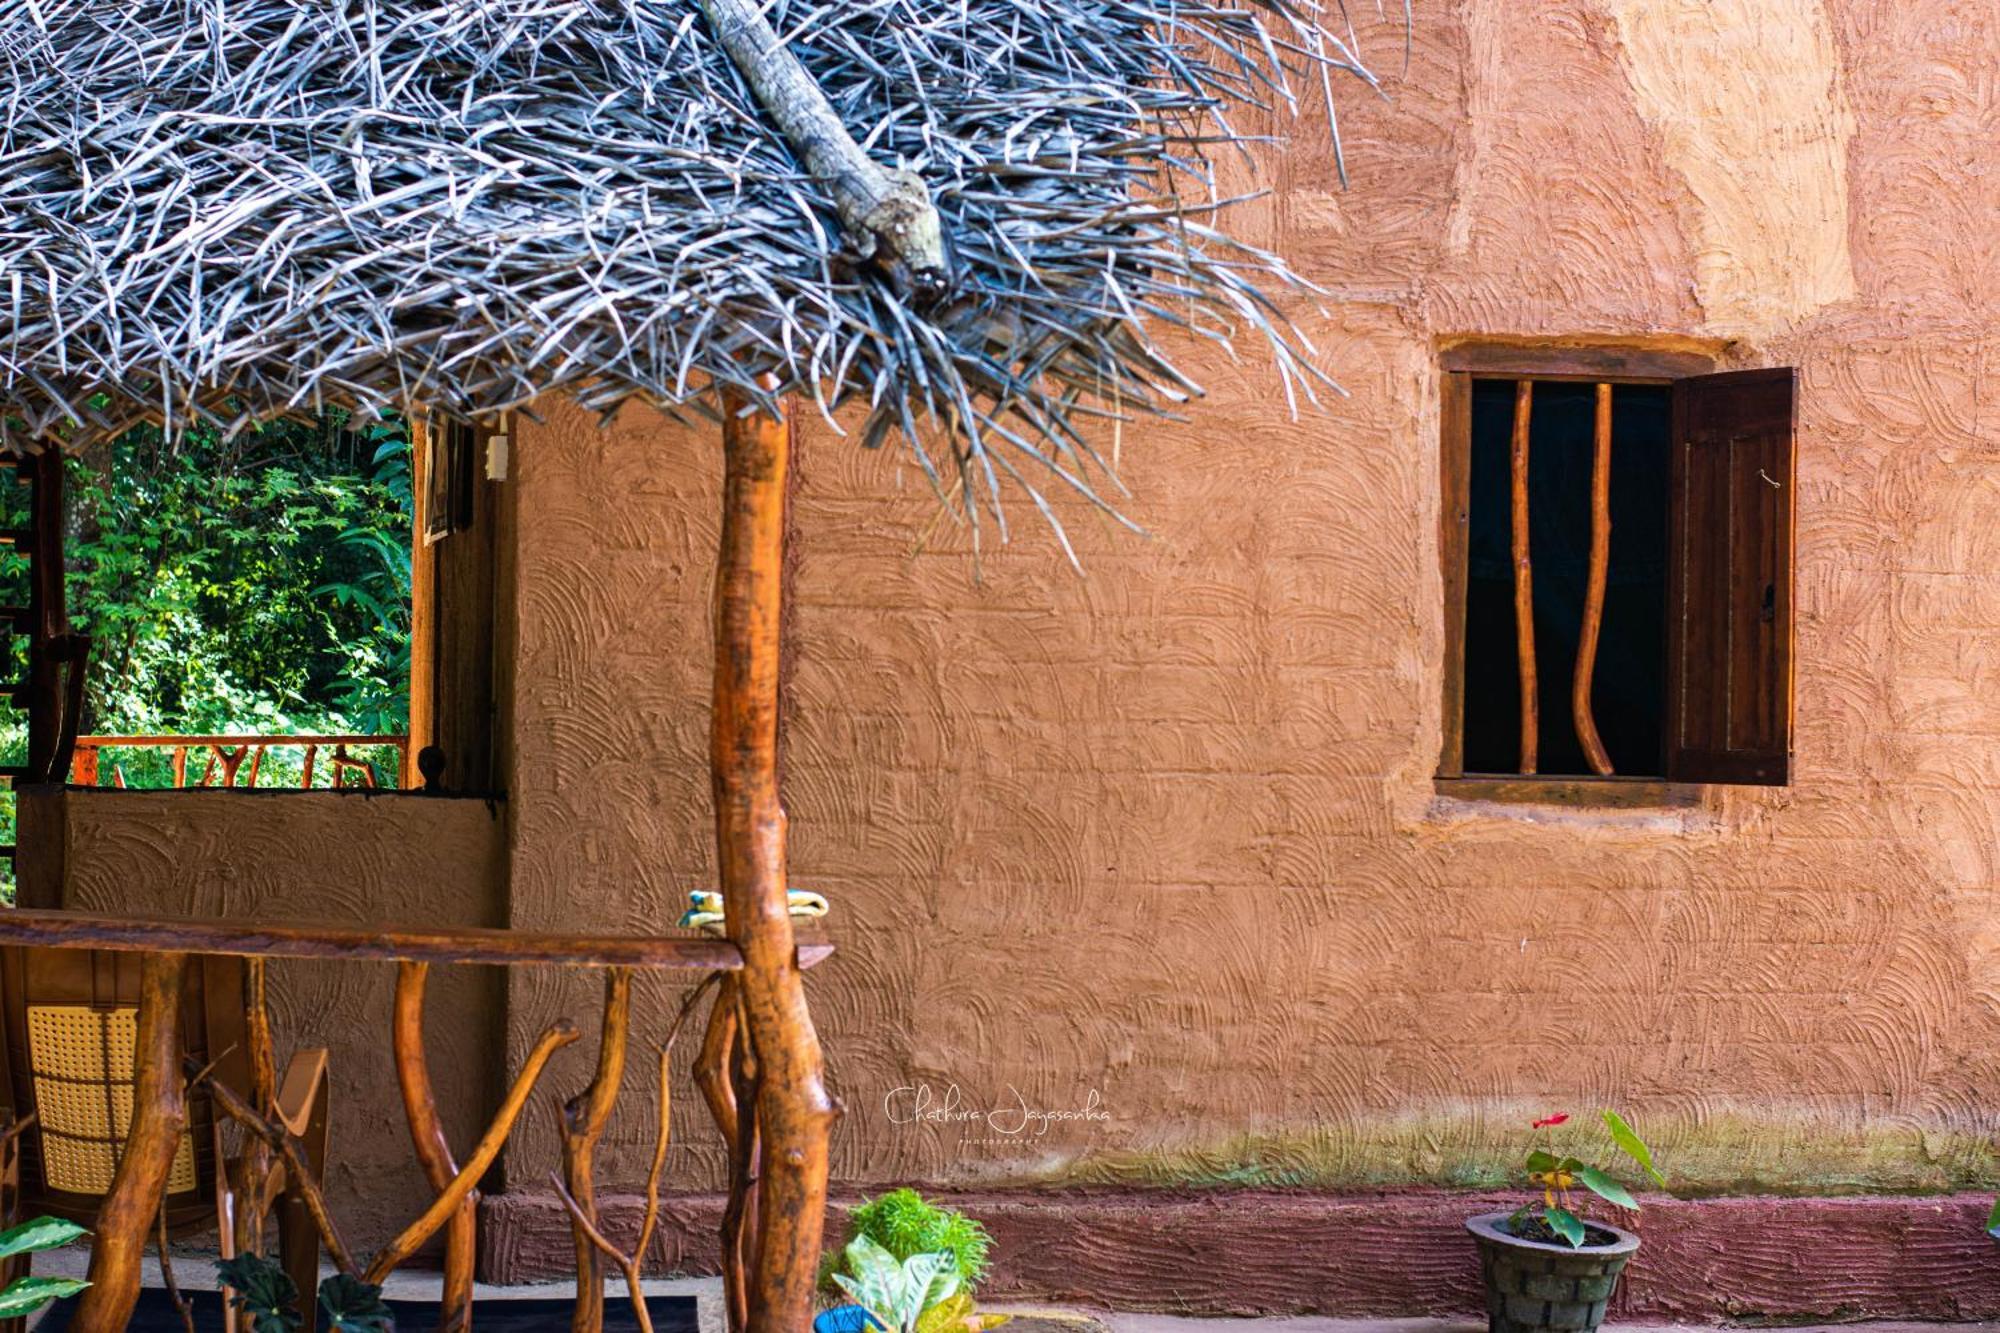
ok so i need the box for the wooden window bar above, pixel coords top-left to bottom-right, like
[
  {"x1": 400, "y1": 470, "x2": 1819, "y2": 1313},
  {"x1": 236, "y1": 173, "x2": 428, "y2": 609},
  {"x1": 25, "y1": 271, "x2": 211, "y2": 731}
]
[{"x1": 1507, "y1": 380, "x2": 1616, "y2": 778}]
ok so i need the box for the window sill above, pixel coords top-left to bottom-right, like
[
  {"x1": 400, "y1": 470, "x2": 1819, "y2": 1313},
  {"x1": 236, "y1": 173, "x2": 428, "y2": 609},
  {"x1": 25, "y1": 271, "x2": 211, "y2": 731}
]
[{"x1": 1433, "y1": 776, "x2": 1702, "y2": 810}]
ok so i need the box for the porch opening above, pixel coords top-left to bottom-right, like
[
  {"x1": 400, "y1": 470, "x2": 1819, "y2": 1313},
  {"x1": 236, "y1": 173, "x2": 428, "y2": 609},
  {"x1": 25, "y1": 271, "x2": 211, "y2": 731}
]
[{"x1": 53, "y1": 412, "x2": 415, "y2": 791}]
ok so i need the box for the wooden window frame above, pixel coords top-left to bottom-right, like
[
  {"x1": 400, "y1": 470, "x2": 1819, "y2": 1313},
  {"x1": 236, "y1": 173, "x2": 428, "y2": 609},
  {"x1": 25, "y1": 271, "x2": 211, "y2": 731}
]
[
  {"x1": 1435, "y1": 342, "x2": 1794, "y2": 801},
  {"x1": 407, "y1": 413, "x2": 510, "y2": 794}
]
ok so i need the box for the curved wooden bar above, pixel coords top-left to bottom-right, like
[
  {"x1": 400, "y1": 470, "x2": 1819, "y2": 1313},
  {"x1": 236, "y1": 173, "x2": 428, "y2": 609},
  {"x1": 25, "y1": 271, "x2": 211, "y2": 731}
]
[
  {"x1": 0, "y1": 909, "x2": 832, "y2": 971},
  {"x1": 365, "y1": 1019, "x2": 583, "y2": 1284},
  {"x1": 1510, "y1": 379, "x2": 1538, "y2": 774},
  {"x1": 563, "y1": 968, "x2": 633, "y2": 1333},
  {"x1": 696, "y1": 976, "x2": 751, "y2": 1331},
  {"x1": 1572, "y1": 381, "x2": 1616, "y2": 776},
  {"x1": 393, "y1": 963, "x2": 477, "y2": 1332}
]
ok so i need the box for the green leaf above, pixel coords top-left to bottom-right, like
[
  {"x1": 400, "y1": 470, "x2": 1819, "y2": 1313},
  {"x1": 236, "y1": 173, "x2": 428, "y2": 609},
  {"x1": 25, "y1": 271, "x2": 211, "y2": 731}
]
[
  {"x1": 1544, "y1": 1206, "x2": 1586, "y2": 1249},
  {"x1": 1600, "y1": 1109, "x2": 1667, "y2": 1188},
  {"x1": 1574, "y1": 1165, "x2": 1638, "y2": 1210},
  {"x1": 219, "y1": 1253, "x2": 302, "y2": 1333},
  {"x1": 0, "y1": 1274, "x2": 87, "y2": 1316},
  {"x1": 0, "y1": 1215, "x2": 87, "y2": 1259},
  {"x1": 1523, "y1": 1149, "x2": 1560, "y2": 1173},
  {"x1": 1987, "y1": 1196, "x2": 2000, "y2": 1235},
  {"x1": 318, "y1": 1273, "x2": 394, "y2": 1332},
  {"x1": 844, "y1": 1234, "x2": 904, "y2": 1287}
]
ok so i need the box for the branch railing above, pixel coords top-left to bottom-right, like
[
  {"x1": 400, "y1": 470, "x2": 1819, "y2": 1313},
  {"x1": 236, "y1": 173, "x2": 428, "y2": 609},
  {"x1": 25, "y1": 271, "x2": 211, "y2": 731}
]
[
  {"x1": 0, "y1": 908, "x2": 831, "y2": 1333},
  {"x1": 68, "y1": 734, "x2": 409, "y2": 791}
]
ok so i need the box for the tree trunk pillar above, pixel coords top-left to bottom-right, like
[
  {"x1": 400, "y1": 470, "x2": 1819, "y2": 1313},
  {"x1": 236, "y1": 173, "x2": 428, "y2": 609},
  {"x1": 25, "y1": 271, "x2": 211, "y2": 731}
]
[
  {"x1": 74, "y1": 951, "x2": 188, "y2": 1333},
  {"x1": 710, "y1": 387, "x2": 838, "y2": 1333}
]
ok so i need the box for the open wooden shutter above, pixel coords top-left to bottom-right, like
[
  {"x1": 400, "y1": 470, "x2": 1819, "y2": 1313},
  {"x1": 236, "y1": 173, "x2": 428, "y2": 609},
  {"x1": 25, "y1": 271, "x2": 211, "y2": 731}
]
[
  {"x1": 406, "y1": 414, "x2": 502, "y2": 791},
  {"x1": 1665, "y1": 368, "x2": 1796, "y2": 785}
]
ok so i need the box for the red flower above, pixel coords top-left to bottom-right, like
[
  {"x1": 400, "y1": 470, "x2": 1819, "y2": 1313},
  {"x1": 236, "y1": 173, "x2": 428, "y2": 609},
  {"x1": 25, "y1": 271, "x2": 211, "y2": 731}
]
[{"x1": 1532, "y1": 1113, "x2": 1570, "y2": 1129}]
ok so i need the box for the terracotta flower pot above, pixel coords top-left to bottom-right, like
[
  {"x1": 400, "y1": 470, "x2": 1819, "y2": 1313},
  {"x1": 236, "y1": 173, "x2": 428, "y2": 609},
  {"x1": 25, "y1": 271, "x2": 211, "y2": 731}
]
[{"x1": 1466, "y1": 1211, "x2": 1640, "y2": 1333}]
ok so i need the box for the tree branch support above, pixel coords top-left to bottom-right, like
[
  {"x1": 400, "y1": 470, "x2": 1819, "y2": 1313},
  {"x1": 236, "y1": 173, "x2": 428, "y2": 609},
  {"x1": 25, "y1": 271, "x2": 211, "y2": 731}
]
[{"x1": 709, "y1": 388, "x2": 840, "y2": 1332}]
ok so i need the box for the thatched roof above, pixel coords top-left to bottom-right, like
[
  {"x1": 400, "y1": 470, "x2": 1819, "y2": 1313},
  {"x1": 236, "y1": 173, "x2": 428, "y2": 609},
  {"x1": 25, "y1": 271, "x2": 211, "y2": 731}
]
[{"x1": 0, "y1": 1, "x2": 1381, "y2": 528}]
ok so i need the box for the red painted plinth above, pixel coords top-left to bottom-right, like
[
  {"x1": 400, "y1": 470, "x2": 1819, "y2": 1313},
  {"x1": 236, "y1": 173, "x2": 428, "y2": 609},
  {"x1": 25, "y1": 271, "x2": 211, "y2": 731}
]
[{"x1": 481, "y1": 1188, "x2": 2000, "y2": 1323}]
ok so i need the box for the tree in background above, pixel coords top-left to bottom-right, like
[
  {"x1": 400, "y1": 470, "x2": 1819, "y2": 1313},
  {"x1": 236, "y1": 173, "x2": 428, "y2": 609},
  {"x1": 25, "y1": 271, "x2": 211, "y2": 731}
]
[{"x1": 1, "y1": 411, "x2": 413, "y2": 791}]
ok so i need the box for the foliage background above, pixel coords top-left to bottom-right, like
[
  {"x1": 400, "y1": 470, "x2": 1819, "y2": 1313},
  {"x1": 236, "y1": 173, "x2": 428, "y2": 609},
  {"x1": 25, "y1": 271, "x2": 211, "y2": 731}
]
[{"x1": 0, "y1": 412, "x2": 414, "y2": 877}]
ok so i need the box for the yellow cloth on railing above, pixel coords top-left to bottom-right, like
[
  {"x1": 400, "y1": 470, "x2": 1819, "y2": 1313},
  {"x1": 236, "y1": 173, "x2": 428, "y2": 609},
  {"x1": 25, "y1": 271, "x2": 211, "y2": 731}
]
[{"x1": 678, "y1": 889, "x2": 829, "y2": 935}]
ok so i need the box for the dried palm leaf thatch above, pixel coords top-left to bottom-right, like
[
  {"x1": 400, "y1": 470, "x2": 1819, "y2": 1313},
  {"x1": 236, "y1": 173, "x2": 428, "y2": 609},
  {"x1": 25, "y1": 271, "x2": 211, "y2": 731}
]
[{"x1": 0, "y1": 0, "x2": 1385, "y2": 536}]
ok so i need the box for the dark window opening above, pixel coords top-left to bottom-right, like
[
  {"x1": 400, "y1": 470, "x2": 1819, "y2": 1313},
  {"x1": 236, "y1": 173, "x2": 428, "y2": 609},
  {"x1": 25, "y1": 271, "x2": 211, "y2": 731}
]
[
  {"x1": 1437, "y1": 350, "x2": 1798, "y2": 791},
  {"x1": 1462, "y1": 381, "x2": 1670, "y2": 777}
]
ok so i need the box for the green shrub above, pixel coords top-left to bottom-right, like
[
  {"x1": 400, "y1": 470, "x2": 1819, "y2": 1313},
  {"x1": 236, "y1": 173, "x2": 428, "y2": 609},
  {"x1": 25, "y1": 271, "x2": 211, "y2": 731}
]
[{"x1": 833, "y1": 1190, "x2": 992, "y2": 1292}]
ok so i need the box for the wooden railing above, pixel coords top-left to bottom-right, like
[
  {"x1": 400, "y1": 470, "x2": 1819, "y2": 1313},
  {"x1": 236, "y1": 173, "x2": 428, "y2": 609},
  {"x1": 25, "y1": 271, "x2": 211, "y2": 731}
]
[
  {"x1": 68, "y1": 734, "x2": 410, "y2": 790},
  {"x1": 0, "y1": 908, "x2": 832, "y2": 1333}
]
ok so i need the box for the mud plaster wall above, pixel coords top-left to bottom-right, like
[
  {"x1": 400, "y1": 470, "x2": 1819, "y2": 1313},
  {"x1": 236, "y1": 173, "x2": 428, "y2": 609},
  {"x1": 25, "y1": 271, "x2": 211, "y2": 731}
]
[
  {"x1": 54, "y1": 790, "x2": 508, "y2": 1242},
  {"x1": 500, "y1": 0, "x2": 2000, "y2": 1203}
]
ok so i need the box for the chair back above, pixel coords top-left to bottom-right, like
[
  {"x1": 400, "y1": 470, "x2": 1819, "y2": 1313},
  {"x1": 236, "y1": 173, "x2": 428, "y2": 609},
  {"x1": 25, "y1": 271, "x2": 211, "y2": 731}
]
[{"x1": 0, "y1": 948, "x2": 249, "y2": 1235}]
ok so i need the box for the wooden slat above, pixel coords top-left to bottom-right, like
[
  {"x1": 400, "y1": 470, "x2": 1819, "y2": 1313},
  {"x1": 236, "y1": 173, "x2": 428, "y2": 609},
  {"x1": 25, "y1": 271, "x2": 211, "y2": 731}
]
[
  {"x1": 1434, "y1": 777, "x2": 1701, "y2": 810},
  {"x1": 1509, "y1": 380, "x2": 1537, "y2": 775},
  {"x1": 1440, "y1": 341, "x2": 1717, "y2": 381},
  {"x1": 74, "y1": 734, "x2": 404, "y2": 749},
  {"x1": 1436, "y1": 372, "x2": 1472, "y2": 779},
  {"x1": 1665, "y1": 367, "x2": 1796, "y2": 785},
  {"x1": 1572, "y1": 382, "x2": 1614, "y2": 776},
  {"x1": 0, "y1": 909, "x2": 834, "y2": 971}
]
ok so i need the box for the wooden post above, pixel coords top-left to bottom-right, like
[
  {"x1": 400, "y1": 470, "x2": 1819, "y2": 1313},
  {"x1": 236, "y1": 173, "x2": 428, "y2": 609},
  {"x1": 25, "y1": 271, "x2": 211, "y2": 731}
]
[
  {"x1": 74, "y1": 952, "x2": 188, "y2": 1333},
  {"x1": 1573, "y1": 383, "x2": 1615, "y2": 776},
  {"x1": 710, "y1": 388, "x2": 838, "y2": 1333},
  {"x1": 562, "y1": 968, "x2": 633, "y2": 1333},
  {"x1": 235, "y1": 958, "x2": 279, "y2": 1291},
  {"x1": 393, "y1": 963, "x2": 476, "y2": 1332},
  {"x1": 0, "y1": 1113, "x2": 27, "y2": 1333},
  {"x1": 1510, "y1": 380, "x2": 1537, "y2": 774}
]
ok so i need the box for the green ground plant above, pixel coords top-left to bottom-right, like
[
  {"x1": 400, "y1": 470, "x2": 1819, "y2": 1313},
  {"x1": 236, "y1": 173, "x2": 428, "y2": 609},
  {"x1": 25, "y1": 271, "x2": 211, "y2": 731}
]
[
  {"x1": 828, "y1": 1189, "x2": 992, "y2": 1292},
  {"x1": 218, "y1": 1253, "x2": 393, "y2": 1332},
  {"x1": 0, "y1": 1215, "x2": 91, "y2": 1318}
]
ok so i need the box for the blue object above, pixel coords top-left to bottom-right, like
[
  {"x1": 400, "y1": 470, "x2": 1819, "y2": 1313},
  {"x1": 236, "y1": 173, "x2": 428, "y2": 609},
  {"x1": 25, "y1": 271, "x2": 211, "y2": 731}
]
[{"x1": 814, "y1": 1305, "x2": 887, "y2": 1333}]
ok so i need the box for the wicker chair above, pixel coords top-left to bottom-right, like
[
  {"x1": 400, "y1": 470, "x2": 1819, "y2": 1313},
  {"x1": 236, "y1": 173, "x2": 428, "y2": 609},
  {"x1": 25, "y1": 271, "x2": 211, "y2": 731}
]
[{"x1": 0, "y1": 947, "x2": 329, "y2": 1331}]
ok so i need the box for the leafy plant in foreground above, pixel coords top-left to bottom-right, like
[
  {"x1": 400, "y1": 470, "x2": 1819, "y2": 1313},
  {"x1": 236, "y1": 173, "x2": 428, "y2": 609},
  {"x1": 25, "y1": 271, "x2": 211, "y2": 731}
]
[
  {"x1": 318, "y1": 1272, "x2": 395, "y2": 1332},
  {"x1": 829, "y1": 1236, "x2": 964, "y2": 1333},
  {"x1": 220, "y1": 1253, "x2": 394, "y2": 1332},
  {"x1": 0, "y1": 1215, "x2": 90, "y2": 1318},
  {"x1": 1506, "y1": 1109, "x2": 1667, "y2": 1249}
]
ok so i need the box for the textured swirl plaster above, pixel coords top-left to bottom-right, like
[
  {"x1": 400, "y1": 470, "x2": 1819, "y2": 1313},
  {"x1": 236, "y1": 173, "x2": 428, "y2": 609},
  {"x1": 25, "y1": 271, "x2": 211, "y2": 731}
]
[
  {"x1": 39, "y1": 0, "x2": 2000, "y2": 1266},
  {"x1": 53, "y1": 790, "x2": 508, "y2": 1245},
  {"x1": 495, "y1": 0, "x2": 2000, "y2": 1212},
  {"x1": 1605, "y1": 0, "x2": 1857, "y2": 335}
]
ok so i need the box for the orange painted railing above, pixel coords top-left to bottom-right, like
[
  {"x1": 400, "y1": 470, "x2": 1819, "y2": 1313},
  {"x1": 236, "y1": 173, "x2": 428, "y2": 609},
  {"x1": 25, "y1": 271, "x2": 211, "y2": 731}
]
[{"x1": 69, "y1": 734, "x2": 409, "y2": 790}]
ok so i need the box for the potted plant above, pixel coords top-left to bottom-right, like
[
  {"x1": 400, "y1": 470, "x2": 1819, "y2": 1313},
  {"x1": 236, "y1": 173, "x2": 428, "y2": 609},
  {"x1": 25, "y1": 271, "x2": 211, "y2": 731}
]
[{"x1": 1466, "y1": 1110, "x2": 1666, "y2": 1333}]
